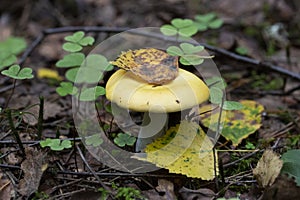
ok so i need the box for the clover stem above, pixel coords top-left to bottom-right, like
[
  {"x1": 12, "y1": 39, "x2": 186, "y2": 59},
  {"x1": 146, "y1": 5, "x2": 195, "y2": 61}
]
[{"x1": 4, "y1": 79, "x2": 16, "y2": 109}]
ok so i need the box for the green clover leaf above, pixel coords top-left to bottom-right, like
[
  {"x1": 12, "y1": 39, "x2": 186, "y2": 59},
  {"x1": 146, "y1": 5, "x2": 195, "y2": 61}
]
[
  {"x1": 63, "y1": 43, "x2": 82, "y2": 52},
  {"x1": 180, "y1": 55, "x2": 204, "y2": 65},
  {"x1": 74, "y1": 54, "x2": 112, "y2": 84},
  {"x1": 56, "y1": 82, "x2": 78, "y2": 96},
  {"x1": 0, "y1": 52, "x2": 17, "y2": 70},
  {"x1": 65, "y1": 67, "x2": 79, "y2": 82},
  {"x1": 56, "y1": 53, "x2": 85, "y2": 68},
  {"x1": 209, "y1": 87, "x2": 224, "y2": 105},
  {"x1": 160, "y1": 18, "x2": 198, "y2": 37},
  {"x1": 85, "y1": 134, "x2": 103, "y2": 147},
  {"x1": 166, "y1": 46, "x2": 184, "y2": 56},
  {"x1": 40, "y1": 138, "x2": 72, "y2": 151},
  {"x1": 77, "y1": 86, "x2": 106, "y2": 101},
  {"x1": 0, "y1": 36, "x2": 27, "y2": 55},
  {"x1": 222, "y1": 101, "x2": 244, "y2": 110},
  {"x1": 65, "y1": 31, "x2": 85, "y2": 43},
  {"x1": 205, "y1": 77, "x2": 227, "y2": 89},
  {"x1": 79, "y1": 36, "x2": 95, "y2": 46},
  {"x1": 180, "y1": 43, "x2": 204, "y2": 54},
  {"x1": 194, "y1": 13, "x2": 223, "y2": 31},
  {"x1": 63, "y1": 31, "x2": 95, "y2": 53},
  {"x1": 114, "y1": 133, "x2": 136, "y2": 147},
  {"x1": 160, "y1": 25, "x2": 177, "y2": 36},
  {"x1": 167, "y1": 43, "x2": 207, "y2": 66},
  {"x1": 1, "y1": 64, "x2": 34, "y2": 79}
]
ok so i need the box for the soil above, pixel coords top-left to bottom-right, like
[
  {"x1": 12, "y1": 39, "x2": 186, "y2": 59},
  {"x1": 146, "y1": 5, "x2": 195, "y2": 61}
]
[{"x1": 1, "y1": 0, "x2": 300, "y2": 199}]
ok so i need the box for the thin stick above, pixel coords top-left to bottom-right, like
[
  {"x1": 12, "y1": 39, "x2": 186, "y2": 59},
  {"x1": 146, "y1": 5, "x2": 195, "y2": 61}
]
[
  {"x1": 4, "y1": 79, "x2": 16, "y2": 109},
  {"x1": 18, "y1": 26, "x2": 300, "y2": 81},
  {"x1": 75, "y1": 144, "x2": 113, "y2": 194},
  {"x1": 37, "y1": 96, "x2": 44, "y2": 140}
]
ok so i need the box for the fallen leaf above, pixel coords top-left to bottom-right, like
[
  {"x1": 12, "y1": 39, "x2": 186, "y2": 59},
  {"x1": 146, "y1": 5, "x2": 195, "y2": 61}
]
[
  {"x1": 179, "y1": 187, "x2": 215, "y2": 200},
  {"x1": 253, "y1": 149, "x2": 283, "y2": 188},
  {"x1": 0, "y1": 173, "x2": 13, "y2": 200},
  {"x1": 18, "y1": 147, "x2": 48, "y2": 197},
  {"x1": 134, "y1": 120, "x2": 217, "y2": 179},
  {"x1": 262, "y1": 174, "x2": 300, "y2": 200},
  {"x1": 200, "y1": 100, "x2": 264, "y2": 146},
  {"x1": 23, "y1": 100, "x2": 63, "y2": 125},
  {"x1": 37, "y1": 68, "x2": 62, "y2": 80},
  {"x1": 156, "y1": 179, "x2": 177, "y2": 200}
]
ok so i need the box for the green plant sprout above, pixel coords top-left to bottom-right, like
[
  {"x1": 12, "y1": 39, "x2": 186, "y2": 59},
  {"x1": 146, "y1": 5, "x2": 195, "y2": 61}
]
[
  {"x1": 110, "y1": 182, "x2": 145, "y2": 200},
  {"x1": 0, "y1": 36, "x2": 34, "y2": 109},
  {"x1": 194, "y1": 12, "x2": 223, "y2": 31},
  {"x1": 235, "y1": 46, "x2": 249, "y2": 55},
  {"x1": 40, "y1": 138, "x2": 72, "y2": 151},
  {"x1": 114, "y1": 133, "x2": 136, "y2": 147},
  {"x1": 0, "y1": 36, "x2": 27, "y2": 70},
  {"x1": 160, "y1": 18, "x2": 198, "y2": 37},
  {"x1": 56, "y1": 31, "x2": 113, "y2": 101},
  {"x1": 56, "y1": 82, "x2": 78, "y2": 96},
  {"x1": 245, "y1": 142, "x2": 256, "y2": 150},
  {"x1": 167, "y1": 42, "x2": 213, "y2": 65},
  {"x1": 115, "y1": 186, "x2": 144, "y2": 200},
  {"x1": 206, "y1": 77, "x2": 243, "y2": 110},
  {"x1": 0, "y1": 37, "x2": 34, "y2": 80},
  {"x1": 63, "y1": 31, "x2": 95, "y2": 52},
  {"x1": 1, "y1": 64, "x2": 33, "y2": 79},
  {"x1": 85, "y1": 134, "x2": 103, "y2": 147},
  {"x1": 160, "y1": 13, "x2": 222, "y2": 66}
]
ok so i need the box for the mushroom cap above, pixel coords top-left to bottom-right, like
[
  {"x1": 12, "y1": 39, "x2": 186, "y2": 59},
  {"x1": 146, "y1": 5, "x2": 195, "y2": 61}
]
[{"x1": 106, "y1": 69, "x2": 209, "y2": 113}]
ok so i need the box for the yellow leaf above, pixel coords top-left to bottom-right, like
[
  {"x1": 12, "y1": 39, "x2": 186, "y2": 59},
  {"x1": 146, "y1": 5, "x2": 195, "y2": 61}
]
[
  {"x1": 37, "y1": 68, "x2": 62, "y2": 80},
  {"x1": 134, "y1": 120, "x2": 217, "y2": 180},
  {"x1": 200, "y1": 100, "x2": 264, "y2": 146}
]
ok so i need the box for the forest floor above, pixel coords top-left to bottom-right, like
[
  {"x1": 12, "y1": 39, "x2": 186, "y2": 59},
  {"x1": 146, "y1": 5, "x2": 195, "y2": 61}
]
[{"x1": 0, "y1": 0, "x2": 300, "y2": 199}]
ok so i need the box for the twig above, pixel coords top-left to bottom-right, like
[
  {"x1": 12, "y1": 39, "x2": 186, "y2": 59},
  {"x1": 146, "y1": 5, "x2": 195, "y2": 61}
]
[
  {"x1": 0, "y1": 82, "x2": 21, "y2": 94},
  {"x1": 75, "y1": 144, "x2": 113, "y2": 194},
  {"x1": 50, "y1": 178, "x2": 83, "y2": 194},
  {"x1": 223, "y1": 150, "x2": 261, "y2": 169},
  {"x1": 0, "y1": 138, "x2": 82, "y2": 145},
  {"x1": 0, "y1": 163, "x2": 185, "y2": 179},
  {"x1": 18, "y1": 26, "x2": 300, "y2": 82},
  {"x1": 4, "y1": 79, "x2": 16, "y2": 109},
  {"x1": 49, "y1": 188, "x2": 86, "y2": 200}
]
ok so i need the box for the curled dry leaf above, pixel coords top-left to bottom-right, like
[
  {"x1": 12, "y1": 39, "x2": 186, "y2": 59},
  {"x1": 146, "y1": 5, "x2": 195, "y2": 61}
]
[
  {"x1": 179, "y1": 187, "x2": 215, "y2": 200},
  {"x1": 156, "y1": 179, "x2": 177, "y2": 200},
  {"x1": 18, "y1": 147, "x2": 48, "y2": 197},
  {"x1": 253, "y1": 149, "x2": 283, "y2": 188}
]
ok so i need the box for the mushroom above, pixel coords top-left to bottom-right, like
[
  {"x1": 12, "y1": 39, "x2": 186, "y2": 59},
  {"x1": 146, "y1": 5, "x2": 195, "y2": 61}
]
[{"x1": 106, "y1": 68, "x2": 209, "y2": 152}]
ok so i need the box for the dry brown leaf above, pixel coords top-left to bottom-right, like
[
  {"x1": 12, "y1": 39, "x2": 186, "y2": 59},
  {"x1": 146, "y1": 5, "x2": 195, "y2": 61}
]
[
  {"x1": 23, "y1": 100, "x2": 63, "y2": 125},
  {"x1": 179, "y1": 187, "x2": 215, "y2": 200},
  {"x1": 156, "y1": 179, "x2": 177, "y2": 200},
  {"x1": 0, "y1": 173, "x2": 14, "y2": 200},
  {"x1": 262, "y1": 174, "x2": 300, "y2": 200},
  {"x1": 253, "y1": 149, "x2": 283, "y2": 188},
  {"x1": 18, "y1": 147, "x2": 48, "y2": 197}
]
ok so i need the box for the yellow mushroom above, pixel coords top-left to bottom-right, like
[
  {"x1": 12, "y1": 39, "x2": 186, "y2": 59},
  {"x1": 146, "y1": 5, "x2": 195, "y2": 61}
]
[
  {"x1": 106, "y1": 69, "x2": 209, "y2": 112},
  {"x1": 106, "y1": 68, "x2": 209, "y2": 152}
]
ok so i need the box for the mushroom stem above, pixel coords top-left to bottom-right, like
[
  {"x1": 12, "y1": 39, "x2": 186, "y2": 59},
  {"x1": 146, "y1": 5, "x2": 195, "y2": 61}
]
[{"x1": 135, "y1": 112, "x2": 168, "y2": 152}]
